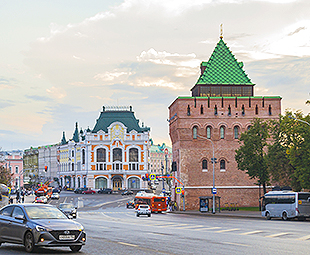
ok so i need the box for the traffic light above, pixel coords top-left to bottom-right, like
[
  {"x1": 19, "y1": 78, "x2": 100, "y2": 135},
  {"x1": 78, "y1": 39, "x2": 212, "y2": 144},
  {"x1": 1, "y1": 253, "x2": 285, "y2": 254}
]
[
  {"x1": 171, "y1": 161, "x2": 177, "y2": 172},
  {"x1": 145, "y1": 173, "x2": 149, "y2": 180},
  {"x1": 44, "y1": 166, "x2": 48, "y2": 172}
]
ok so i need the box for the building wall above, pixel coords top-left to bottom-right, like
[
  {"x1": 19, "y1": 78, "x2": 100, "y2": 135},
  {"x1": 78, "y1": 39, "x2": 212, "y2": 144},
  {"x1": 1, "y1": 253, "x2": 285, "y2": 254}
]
[
  {"x1": 169, "y1": 96, "x2": 281, "y2": 210},
  {"x1": 1, "y1": 151, "x2": 24, "y2": 189},
  {"x1": 58, "y1": 119, "x2": 150, "y2": 190}
]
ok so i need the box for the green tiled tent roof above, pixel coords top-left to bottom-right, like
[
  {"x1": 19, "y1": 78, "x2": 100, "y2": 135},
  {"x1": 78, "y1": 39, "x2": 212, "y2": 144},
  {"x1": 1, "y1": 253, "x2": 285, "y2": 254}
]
[
  {"x1": 196, "y1": 38, "x2": 253, "y2": 85},
  {"x1": 92, "y1": 110, "x2": 150, "y2": 133}
]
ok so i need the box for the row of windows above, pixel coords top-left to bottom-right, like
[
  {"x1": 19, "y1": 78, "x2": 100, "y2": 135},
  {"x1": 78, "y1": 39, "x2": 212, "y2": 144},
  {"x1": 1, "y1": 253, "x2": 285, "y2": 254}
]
[
  {"x1": 202, "y1": 159, "x2": 226, "y2": 171},
  {"x1": 193, "y1": 126, "x2": 242, "y2": 140},
  {"x1": 187, "y1": 104, "x2": 272, "y2": 116}
]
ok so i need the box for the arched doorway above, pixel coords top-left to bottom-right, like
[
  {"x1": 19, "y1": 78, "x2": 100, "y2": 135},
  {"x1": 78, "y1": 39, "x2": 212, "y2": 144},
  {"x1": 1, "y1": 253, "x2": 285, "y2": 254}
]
[
  {"x1": 95, "y1": 177, "x2": 107, "y2": 189},
  {"x1": 112, "y1": 176, "x2": 123, "y2": 190}
]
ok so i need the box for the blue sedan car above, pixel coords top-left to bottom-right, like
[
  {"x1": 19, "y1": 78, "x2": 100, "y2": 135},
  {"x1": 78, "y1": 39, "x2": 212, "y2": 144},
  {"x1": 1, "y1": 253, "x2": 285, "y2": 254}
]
[{"x1": 0, "y1": 203, "x2": 86, "y2": 253}]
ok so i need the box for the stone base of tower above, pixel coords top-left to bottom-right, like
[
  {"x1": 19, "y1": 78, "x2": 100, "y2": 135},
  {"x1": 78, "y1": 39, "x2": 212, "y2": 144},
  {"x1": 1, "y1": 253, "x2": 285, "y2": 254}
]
[{"x1": 183, "y1": 187, "x2": 263, "y2": 211}]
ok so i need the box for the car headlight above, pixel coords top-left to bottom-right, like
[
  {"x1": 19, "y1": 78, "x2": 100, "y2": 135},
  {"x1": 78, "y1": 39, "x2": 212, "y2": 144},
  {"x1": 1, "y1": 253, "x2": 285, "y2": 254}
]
[{"x1": 36, "y1": 225, "x2": 51, "y2": 232}]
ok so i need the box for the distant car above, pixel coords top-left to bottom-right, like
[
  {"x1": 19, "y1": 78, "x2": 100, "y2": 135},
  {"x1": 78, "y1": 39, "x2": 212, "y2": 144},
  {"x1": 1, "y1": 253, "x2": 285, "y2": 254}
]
[
  {"x1": 82, "y1": 188, "x2": 96, "y2": 194},
  {"x1": 0, "y1": 203, "x2": 86, "y2": 252},
  {"x1": 52, "y1": 187, "x2": 61, "y2": 193},
  {"x1": 34, "y1": 196, "x2": 47, "y2": 204},
  {"x1": 122, "y1": 190, "x2": 134, "y2": 196},
  {"x1": 74, "y1": 187, "x2": 88, "y2": 194},
  {"x1": 58, "y1": 203, "x2": 77, "y2": 219},
  {"x1": 98, "y1": 188, "x2": 113, "y2": 194},
  {"x1": 126, "y1": 200, "x2": 135, "y2": 209},
  {"x1": 51, "y1": 192, "x2": 60, "y2": 200},
  {"x1": 136, "y1": 204, "x2": 151, "y2": 217}
]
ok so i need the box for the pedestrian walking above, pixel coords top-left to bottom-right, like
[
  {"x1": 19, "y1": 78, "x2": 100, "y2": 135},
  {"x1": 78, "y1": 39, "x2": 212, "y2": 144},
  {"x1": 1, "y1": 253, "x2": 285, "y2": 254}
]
[
  {"x1": 21, "y1": 190, "x2": 25, "y2": 203},
  {"x1": 16, "y1": 190, "x2": 20, "y2": 203}
]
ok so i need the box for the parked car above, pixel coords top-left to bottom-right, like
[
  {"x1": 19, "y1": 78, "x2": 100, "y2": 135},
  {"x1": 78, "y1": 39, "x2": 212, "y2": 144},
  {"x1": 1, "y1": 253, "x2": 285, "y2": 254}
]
[
  {"x1": 74, "y1": 187, "x2": 88, "y2": 194},
  {"x1": 52, "y1": 187, "x2": 61, "y2": 193},
  {"x1": 82, "y1": 188, "x2": 96, "y2": 194},
  {"x1": 34, "y1": 196, "x2": 47, "y2": 204},
  {"x1": 98, "y1": 188, "x2": 113, "y2": 194},
  {"x1": 51, "y1": 192, "x2": 60, "y2": 200},
  {"x1": 136, "y1": 204, "x2": 151, "y2": 217},
  {"x1": 0, "y1": 203, "x2": 86, "y2": 252},
  {"x1": 58, "y1": 203, "x2": 77, "y2": 219},
  {"x1": 126, "y1": 200, "x2": 135, "y2": 209},
  {"x1": 122, "y1": 190, "x2": 134, "y2": 196}
]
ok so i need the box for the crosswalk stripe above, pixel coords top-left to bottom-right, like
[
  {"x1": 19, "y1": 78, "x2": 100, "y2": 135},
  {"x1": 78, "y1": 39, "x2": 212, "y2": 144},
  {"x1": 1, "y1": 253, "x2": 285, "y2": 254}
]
[
  {"x1": 265, "y1": 232, "x2": 289, "y2": 238},
  {"x1": 297, "y1": 235, "x2": 310, "y2": 241},
  {"x1": 197, "y1": 227, "x2": 222, "y2": 231},
  {"x1": 174, "y1": 225, "x2": 205, "y2": 229},
  {"x1": 240, "y1": 230, "x2": 264, "y2": 235},
  {"x1": 216, "y1": 228, "x2": 240, "y2": 233}
]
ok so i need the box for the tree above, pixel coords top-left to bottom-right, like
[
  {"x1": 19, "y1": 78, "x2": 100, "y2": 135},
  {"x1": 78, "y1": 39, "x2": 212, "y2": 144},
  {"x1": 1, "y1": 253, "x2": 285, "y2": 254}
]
[
  {"x1": 235, "y1": 118, "x2": 269, "y2": 194},
  {"x1": 275, "y1": 110, "x2": 310, "y2": 190},
  {"x1": 0, "y1": 164, "x2": 12, "y2": 186},
  {"x1": 267, "y1": 118, "x2": 300, "y2": 190}
]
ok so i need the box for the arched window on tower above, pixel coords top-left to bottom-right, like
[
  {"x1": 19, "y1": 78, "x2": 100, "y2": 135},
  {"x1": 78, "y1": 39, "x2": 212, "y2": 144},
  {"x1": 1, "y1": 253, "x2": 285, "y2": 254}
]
[
  {"x1": 242, "y1": 105, "x2": 245, "y2": 115},
  {"x1": 214, "y1": 105, "x2": 218, "y2": 115},
  {"x1": 268, "y1": 105, "x2": 272, "y2": 115},
  {"x1": 206, "y1": 126, "x2": 212, "y2": 139},
  {"x1": 193, "y1": 126, "x2": 198, "y2": 139},
  {"x1": 220, "y1": 159, "x2": 226, "y2": 171},
  {"x1": 220, "y1": 126, "x2": 225, "y2": 139},
  {"x1": 200, "y1": 105, "x2": 204, "y2": 114},
  {"x1": 255, "y1": 105, "x2": 258, "y2": 115},
  {"x1": 228, "y1": 105, "x2": 231, "y2": 116},
  {"x1": 202, "y1": 160, "x2": 208, "y2": 171},
  {"x1": 234, "y1": 126, "x2": 239, "y2": 139},
  {"x1": 187, "y1": 105, "x2": 191, "y2": 116}
]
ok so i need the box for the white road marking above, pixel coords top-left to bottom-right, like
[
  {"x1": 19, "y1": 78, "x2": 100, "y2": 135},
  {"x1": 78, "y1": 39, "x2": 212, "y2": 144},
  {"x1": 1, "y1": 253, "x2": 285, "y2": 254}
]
[
  {"x1": 197, "y1": 227, "x2": 222, "y2": 231},
  {"x1": 216, "y1": 228, "x2": 240, "y2": 233},
  {"x1": 240, "y1": 230, "x2": 264, "y2": 235},
  {"x1": 223, "y1": 242, "x2": 250, "y2": 247},
  {"x1": 118, "y1": 242, "x2": 138, "y2": 247},
  {"x1": 174, "y1": 225, "x2": 205, "y2": 229},
  {"x1": 297, "y1": 235, "x2": 310, "y2": 241},
  {"x1": 265, "y1": 232, "x2": 289, "y2": 238}
]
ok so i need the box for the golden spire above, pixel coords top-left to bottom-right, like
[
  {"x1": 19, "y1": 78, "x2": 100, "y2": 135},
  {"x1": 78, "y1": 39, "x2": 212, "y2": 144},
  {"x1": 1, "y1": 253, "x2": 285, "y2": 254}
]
[{"x1": 220, "y1": 24, "x2": 223, "y2": 39}]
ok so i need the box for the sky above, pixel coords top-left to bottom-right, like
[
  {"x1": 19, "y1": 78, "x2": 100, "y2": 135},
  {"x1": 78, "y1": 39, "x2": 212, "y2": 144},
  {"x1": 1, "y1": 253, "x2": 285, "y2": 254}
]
[{"x1": 0, "y1": 0, "x2": 310, "y2": 151}]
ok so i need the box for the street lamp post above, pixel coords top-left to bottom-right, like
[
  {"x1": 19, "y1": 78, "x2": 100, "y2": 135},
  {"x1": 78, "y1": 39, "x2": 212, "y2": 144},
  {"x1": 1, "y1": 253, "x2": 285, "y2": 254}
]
[
  {"x1": 197, "y1": 135, "x2": 216, "y2": 214},
  {"x1": 288, "y1": 116, "x2": 310, "y2": 126}
]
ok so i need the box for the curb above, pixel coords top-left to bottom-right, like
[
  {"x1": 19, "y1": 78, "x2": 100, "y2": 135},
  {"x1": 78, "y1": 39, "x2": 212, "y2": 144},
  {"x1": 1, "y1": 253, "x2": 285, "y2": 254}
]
[{"x1": 168, "y1": 210, "x2": 263, "y2": 219}]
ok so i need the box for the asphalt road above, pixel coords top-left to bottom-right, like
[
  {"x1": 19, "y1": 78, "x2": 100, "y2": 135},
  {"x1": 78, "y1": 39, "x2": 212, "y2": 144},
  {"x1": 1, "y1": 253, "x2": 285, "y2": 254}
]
[{"x1": 1, "y1": 191, "x2": 310, "y2": 254}]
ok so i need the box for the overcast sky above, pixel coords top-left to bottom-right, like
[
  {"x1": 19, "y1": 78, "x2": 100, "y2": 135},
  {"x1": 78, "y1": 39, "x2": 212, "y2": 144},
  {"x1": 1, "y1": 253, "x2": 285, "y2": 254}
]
[{"x1": 1, "y1": 0, "x2": 309, "y2": 151}]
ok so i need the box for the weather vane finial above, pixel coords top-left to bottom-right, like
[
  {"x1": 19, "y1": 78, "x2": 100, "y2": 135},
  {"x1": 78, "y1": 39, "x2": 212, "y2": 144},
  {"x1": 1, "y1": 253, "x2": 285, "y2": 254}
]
[{"x1": 220, "y1": 24, "x2": 223, "y2": 39}]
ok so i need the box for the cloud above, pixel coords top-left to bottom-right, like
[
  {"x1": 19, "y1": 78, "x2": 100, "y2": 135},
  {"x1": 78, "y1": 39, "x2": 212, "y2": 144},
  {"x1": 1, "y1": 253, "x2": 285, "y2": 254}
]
[
  {"x1": 25, "y1": 95, "x2": 52, "y2": 102},
  {"x1": 46, "y1": 87, "x2": 67, "y2": 99}
]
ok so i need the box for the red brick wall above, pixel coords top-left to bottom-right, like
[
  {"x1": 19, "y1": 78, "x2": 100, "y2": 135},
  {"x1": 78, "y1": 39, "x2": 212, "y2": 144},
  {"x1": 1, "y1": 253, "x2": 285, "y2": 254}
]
[{"x1": 169, "y1": 96, "x2": 281, "y2": 210}]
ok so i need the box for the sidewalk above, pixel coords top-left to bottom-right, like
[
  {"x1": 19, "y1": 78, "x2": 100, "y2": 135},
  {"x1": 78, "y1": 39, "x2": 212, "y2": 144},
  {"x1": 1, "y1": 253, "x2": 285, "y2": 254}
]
[{"x1": 169, "y1": 210, "x2": 262, "y2": 219}]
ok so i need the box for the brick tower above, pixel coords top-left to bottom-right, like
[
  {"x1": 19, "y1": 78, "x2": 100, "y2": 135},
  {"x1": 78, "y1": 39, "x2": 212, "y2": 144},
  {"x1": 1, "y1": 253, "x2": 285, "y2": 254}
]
[{"x1": 168, "y1": 36, "x2": 281, "y2": 210}]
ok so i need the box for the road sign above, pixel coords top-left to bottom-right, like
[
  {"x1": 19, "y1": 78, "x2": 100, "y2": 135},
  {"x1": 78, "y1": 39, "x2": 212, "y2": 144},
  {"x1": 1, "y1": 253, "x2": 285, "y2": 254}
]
[
  {"x1": 164, "y1": 148, "x2": 168, "y2": 155},
  {"x1": 150, "y1": 174, "x2": 156, "y2": 181},
  {"x1": 175, "y1": 187, "x2": 182, "y2": 194},
  {"x1": 212, "y1": 188, "x2": 217, "y2": 194}
]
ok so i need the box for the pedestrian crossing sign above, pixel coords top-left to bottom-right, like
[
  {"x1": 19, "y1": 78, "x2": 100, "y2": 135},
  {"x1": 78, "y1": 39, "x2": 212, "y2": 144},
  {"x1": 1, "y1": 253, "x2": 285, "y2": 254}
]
[
  {"x1": 175, "y1": 187, "x2": 182, "y2": 194},
  {"x1": 150, "y1": 174, "x2": 156, "y2": 181}
]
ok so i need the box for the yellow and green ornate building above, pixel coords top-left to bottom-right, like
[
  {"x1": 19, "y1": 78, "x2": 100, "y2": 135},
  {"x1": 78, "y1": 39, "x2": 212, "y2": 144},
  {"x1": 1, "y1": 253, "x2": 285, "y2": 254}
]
[{"x1": 58, "y1": 106, "x2": 150, "y2": 191}]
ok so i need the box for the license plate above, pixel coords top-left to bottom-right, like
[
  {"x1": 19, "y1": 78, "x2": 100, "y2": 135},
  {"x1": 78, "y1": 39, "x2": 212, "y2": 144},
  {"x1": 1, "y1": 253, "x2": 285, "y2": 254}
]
[{"x1": 59, "y1": 235, "x2": 75, "y2": 240}]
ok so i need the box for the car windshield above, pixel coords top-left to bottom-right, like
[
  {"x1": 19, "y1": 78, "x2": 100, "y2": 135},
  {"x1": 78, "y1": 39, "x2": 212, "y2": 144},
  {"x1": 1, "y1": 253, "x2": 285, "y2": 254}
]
[
  {"x1": 25, "y1": 206, "x2": 67, "y2": 219},
  {"x1": 59, "y1": 204, "x2": 73, "y2": 209}
]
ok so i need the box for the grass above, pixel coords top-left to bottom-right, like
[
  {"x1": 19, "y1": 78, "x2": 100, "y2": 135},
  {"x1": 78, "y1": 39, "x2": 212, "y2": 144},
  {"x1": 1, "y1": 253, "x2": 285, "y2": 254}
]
[{"x1": 236, "y1": 207, "x2": 259, "y2": 211}]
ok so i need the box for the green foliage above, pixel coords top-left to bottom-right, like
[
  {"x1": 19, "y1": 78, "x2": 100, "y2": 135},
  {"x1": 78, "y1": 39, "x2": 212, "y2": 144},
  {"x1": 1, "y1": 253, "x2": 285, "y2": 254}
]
[
  {"x1": 274, "y1": 110, "x2": 310, "y2": 190},
  {"x1": 0, "y1": 164, "x2": 12, "y2": 186},
  {"x1": 235, "y1": 118, "x2": 269, "y2": 194}
]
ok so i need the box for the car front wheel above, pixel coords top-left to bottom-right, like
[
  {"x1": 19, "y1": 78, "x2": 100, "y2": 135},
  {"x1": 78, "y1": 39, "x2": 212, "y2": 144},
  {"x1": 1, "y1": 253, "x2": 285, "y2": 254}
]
[
  {"x1": 24, "y1": 231, "x2": 35, "y2": 253},
  {"x1": 70, "y1": 245, "x2": 82, "y2": 252}
]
